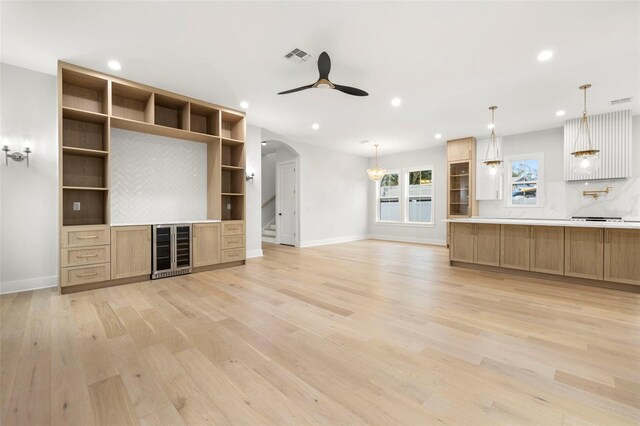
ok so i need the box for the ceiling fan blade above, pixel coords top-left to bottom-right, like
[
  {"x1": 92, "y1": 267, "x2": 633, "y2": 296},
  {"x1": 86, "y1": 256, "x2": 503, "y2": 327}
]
[
  {"x1": 333, "y1": 84, "x2": 369, "y2": 96},
  {"x1": 277, "y1": 84, "x2": 314, "y2": 95},
  {"x1": 318, "y1": 52, "x2": 331, "y2": 79}
]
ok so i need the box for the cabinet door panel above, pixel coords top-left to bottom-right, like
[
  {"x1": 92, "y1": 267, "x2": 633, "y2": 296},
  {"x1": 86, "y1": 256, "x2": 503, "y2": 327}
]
[
  {"x1": 474, "y1": 224, "x2": 500, "y2": 266},
  {"x1": 604, "y1": 229, "x2": 640, "y2": 285},
  {"x1": 564, "y1": 227, "x2": 603, "y2": 280},
  {"x1": 447, "y1": 139, "x2": 472, "y2": 162},
  {"x1": 111, "y1": 226, "x2": 151, "y2": 279},
  {"x1": 449, "y1": 223, "x2": 474, "y2": 263},
  {"x1": 193, "y1": 223, "x2": 221, "y2": 267},
  {"x1": 530, "y1": 226, "x2": 564, "y2": 275},
  {"x1": 500, "y1": 225, "x2": 530, "y2": 270}
]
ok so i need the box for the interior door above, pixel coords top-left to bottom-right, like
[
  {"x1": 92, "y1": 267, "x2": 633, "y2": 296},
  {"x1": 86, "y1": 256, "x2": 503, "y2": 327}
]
[{"x1": 277, "y1": 161, "x2": 297, "y2": 246}]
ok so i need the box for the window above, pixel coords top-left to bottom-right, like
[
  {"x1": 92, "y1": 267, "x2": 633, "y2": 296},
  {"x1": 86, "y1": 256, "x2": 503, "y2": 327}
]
[
  {"x1": 378, "y1": 172, "x2": 400, "y2": 221},
  {"x1": 375, "y1": 166, "x2": 434, "y2": 225},
  {"x1": 507, "y1": 154, "x2": 543, "y2": 207},
  {"x1": 407, "y1": 168, "x2": 433, "y2": 223}
]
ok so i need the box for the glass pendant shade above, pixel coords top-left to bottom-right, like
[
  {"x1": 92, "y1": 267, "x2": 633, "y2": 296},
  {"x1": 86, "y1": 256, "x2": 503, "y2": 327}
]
[
  {"x1": 570, "y1": 150, "x2": 600, "y2": 175},
  {"x1": 483, "y1": 160, "x2": 503, "y2": 179},
  {"x1": 482, "y1": 106, "x2": 503, "y2": 180},
  {"x1": 367, "y1": 144, "x2": 387, "y2": 181},
  {"x1": 570, "y1": 84, "x2": 600, "y2": 175}
]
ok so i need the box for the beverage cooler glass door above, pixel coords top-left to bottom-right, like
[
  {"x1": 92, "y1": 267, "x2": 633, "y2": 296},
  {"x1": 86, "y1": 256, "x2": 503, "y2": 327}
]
[
  {"x1": 175, "y1": 225, "x2": 192, "y2": 271},
  {"x1": 153, "y1": 226, "x2": 173, "y2": 274}
]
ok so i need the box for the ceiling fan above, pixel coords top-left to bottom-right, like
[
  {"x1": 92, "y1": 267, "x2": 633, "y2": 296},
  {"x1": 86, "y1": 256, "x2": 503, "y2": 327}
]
[{"x1": 278, "y1": 52, "x2": 369, "y2": 97}]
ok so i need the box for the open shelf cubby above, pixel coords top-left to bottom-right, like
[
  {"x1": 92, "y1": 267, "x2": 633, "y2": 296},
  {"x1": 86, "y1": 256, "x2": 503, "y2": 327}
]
[
  {"x1": 220, "y1": 111, "x2": 245, "y2": 141},
  {"x1": 222, "y1": 169, "x2": 245, "y2": 194},
  {"x1": 154, "y1": 94, "x2": 189, "y2": 130},
  {"x1": 190, "y1": 103, "x2": 219, "y2": 136},
  {"x1": 62, "y1": 109, "x2": 107, "y2": 153},
  {"x1": 62, "y1": 188, "x2": 107, "y2": 226},
  {"x1": 221, "y1": 142, "x2": 244, "y2": 167},
  {"x1": 112, "y1": 82, "x2": 154, "y2": 123},
  {"x1": 62, "y1": 69, "x2": 108, "y2": 114},
  {"x1": 63, "y1": 154, "x2": 107, "y2": 188},
  {"x1": 221, "y1": 195, "x2": 244, "y2": 221}
]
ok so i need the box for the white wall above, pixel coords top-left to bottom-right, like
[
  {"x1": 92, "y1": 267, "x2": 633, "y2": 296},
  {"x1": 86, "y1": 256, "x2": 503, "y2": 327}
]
[
  {"x1": 1, "y1": 63, "x2": 58, "y2": 293},
  {"x1": 261, "y1": 129, "x2": 369, "y2": 247},
  {"x1": 368, "y1": 145, "x2": 448, "y2": 245},
  {"x1": 479, "y1": 116, "x2": 640, "y2": 220},
  {"x1": 244, "y1": 124, "x2": 262, "y2": 258},
  {"x1": 261, "y1": 152, "x2": 276, "y2": 228}
]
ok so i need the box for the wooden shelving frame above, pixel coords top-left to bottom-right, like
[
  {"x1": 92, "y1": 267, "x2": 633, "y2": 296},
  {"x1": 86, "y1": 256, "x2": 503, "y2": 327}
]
[{"x1": 58, "y1": 61, "x2": 246, "y2": 291}]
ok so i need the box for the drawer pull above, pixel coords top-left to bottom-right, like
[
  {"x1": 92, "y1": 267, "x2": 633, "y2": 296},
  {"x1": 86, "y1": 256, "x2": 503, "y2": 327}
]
[
  {"x1": 77, "y1": 272, "x2": 98, "y2": 277},
  {"x1": 78, "y1": 254, "x2": 99, "y2": 258},
  {"x1": 77, "y1": 235, "x2": 98, "y2": 239}
]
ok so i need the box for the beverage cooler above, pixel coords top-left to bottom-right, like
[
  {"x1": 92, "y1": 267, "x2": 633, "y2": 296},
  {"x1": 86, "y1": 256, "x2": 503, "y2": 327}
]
[{"x1": 152, "y1": 224, "x2": 192, "y2": 279}]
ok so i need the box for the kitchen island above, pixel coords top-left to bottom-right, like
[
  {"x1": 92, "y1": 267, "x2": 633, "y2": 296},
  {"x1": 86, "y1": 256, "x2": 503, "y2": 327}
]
[{"x1": 445, "y1": 218, "x2": 640, "y2": 290}]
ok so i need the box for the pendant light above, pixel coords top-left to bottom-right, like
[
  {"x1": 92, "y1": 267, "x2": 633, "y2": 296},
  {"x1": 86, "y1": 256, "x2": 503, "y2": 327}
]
[
  {"x1": 367, "y1": 144, "x2": 387, "y2": 181},
  {"x1": 483, "y1": 105, "x2": 503, "y2": 179},
  {"x1": 570, "y1": 84, "x2": 600, "y2": 175}
]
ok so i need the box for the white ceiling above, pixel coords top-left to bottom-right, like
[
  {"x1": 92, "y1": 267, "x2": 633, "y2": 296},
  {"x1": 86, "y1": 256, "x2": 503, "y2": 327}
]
[{"x1": 1, "y1": 1, "x2": 638, "y2": 156}]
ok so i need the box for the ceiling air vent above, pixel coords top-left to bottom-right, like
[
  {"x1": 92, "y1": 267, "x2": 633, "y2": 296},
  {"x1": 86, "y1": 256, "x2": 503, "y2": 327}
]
[
  {"x1": 284, "y1": 48, "x2": 312, "y2": 63},
  {"x1": 610, "y1": 97, "x2": 632, "y2": 106}
]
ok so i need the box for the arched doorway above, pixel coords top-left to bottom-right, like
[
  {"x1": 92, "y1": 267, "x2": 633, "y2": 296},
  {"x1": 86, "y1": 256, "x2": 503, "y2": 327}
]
[{"x1": 261, "y1": 140, "x2": 300, "y2": 247}]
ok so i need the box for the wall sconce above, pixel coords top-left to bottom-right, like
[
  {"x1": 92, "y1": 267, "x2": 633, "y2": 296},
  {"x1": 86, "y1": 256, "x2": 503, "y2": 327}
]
[
  {"x1": 245, "y1": 172, "x2": 255, "y2": 183},
  {"x1": 2, "y1": 145, "x2": 32, "y2": 167}
]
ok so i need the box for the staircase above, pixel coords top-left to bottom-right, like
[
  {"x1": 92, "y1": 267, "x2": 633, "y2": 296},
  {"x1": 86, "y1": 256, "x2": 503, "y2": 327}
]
[{"x1": 262, "y1": 222, "x2": 276, "y2": 243}]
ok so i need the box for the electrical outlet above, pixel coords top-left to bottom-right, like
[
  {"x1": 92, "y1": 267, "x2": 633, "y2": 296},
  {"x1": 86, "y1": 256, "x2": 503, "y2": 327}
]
[
  {"x1": 73, "y1": 202, "x2": 81, "y2": 211},
  {"x1": 227, "y1": 203, "x2": 231, "y2": 210}
]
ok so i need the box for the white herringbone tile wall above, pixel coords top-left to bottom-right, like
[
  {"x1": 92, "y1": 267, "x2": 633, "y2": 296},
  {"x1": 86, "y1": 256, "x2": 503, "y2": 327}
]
[{"x1": 110, "y1": 129, "x2": 207, "y2": 224}]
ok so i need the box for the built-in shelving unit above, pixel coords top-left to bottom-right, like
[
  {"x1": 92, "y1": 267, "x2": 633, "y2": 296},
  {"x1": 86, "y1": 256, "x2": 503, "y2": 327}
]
[{"x1": 58, "y1": 61, "x2": 246, "y2": 292}]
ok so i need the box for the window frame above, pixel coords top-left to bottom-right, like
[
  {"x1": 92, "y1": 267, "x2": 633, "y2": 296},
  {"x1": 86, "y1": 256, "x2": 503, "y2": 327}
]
[
  {"x1": 505, "y1": 153, "x2": 544, "y2": 208},
  {"x1": 376, "y1": 169, "x2": 401, "y2": 223},
  {"x1": 404, "y1": 166, "x2": 435, "y2": 225},
  {"x1": 374, "y1": 165, "x2": 435, "y2": 227}
]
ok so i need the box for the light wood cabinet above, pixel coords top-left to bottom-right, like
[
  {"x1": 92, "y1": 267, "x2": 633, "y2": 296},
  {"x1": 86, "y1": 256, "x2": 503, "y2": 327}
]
[
  {"x1": 565, "y1": 227, "x2": 603, "y2": 280},
  {"x1": 111, "y1": 226, "x2": 151, "y2": 279},
  {"x1": 530, "y1": 226, "x2": 564, "y2": 275},
  {"x1": 604, "y1": 229, "x2": 640, "y2": 285},
  {"x1": 500, "y1": 225, "x2": 530, "y2": 270},
  {"x1": 61, "y1": 263, "x2": 110, "y2": 288},
  {"x1": 447, "y1": 138, "x2": 473, "y2": 162},
  {"x1": 61, "y1": 225, "x2": 110, "y2": 248},
  {"x1": 61, "y1": 245, "x2": 110, "y2": 268},
  {"x1": 449, "y1": 223, "x2": 474, "y2": 263},
  {"x1": 193, "y1": 223, "x2": 221, "y2": 267},
  {"x1": 449, "y1": 223, "x2": 500, "y2": 266},
  {"x1": 475, "y1": 224, "x2": 500, "y2": 266}
]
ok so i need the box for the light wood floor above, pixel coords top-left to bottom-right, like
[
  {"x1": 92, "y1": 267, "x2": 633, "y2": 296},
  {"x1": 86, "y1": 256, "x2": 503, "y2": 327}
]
[{"x1": 1, "y1": 240, "x2": 639, "y2": 425}]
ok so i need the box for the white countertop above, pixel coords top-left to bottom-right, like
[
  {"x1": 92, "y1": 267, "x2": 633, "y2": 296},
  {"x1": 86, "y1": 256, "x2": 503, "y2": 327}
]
[
  {"x1": 111, "y1": 219, "x2": 221, "y2": 227},
  {"x1": 444, "y1": 217, "x2": 640, "y2": 230}
]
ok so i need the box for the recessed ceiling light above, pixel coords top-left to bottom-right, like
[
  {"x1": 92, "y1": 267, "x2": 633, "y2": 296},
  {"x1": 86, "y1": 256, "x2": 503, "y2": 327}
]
[
  {"x1": 435, "y1": 133, "x2": 442, "y2": 139},
  {"x1": 487, "y1": 123, "x2": 495, "y2": 129},
  {"x1": 107, "y1": 60, "x2": 122, "y2": 70},
  {"x1": 391, "y1": 97, "x2": 402, "y2": 107},
  {"x1": 537, "y1": 50, "x2": 553, "y2": 62},
  {"x1": 311, "y1": 123, "x2": 320, "y2": 130},
  {"x1": 261, "y1": 141, "x2": 267, "y2": 146},
  {"x1": 240, "y1": 101, "x2": 249, "y2": 109},
  {"x1": 556, "y1": 110, "x2": 566, "y2": 117}
]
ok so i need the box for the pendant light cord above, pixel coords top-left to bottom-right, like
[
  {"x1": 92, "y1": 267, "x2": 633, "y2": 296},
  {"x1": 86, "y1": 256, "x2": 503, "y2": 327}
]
[{"x1": 573, "y1": 85, "x2": 594, "y2": 152}]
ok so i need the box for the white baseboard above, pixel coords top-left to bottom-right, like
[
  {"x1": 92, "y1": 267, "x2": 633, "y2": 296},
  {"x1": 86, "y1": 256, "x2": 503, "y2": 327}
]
[
  {"x1": 0, "y1": 275, "x2": 57, "y2": 295},
  {"x1": 246, "y1": 249, "x2": 264, "y2": 259},
  {"x1": 300, "y1": 235, "x2": 367, "y2": 248},
  {"x1": 367, "y1": 234, "x2": 447, "y2": 246}
]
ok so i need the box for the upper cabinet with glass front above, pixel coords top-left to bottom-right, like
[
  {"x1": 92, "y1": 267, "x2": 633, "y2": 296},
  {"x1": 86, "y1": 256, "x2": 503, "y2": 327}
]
[{"x1": 447, "y1": 137, "x2": 477, "y2": 218}]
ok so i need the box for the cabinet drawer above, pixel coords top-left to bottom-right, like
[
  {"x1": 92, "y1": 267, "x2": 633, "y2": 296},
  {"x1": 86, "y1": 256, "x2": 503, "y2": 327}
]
[
  {"x1": 62, "y1": 225, "x2": 110, "y2": 248},
  {"x1": 61, "y1": 263, "x2": 110, "y2": 287},
  {"x1": 222, "y1": 235, "x2": 244, "y2": 250},
  {"x1": 222, "y1": 221, "x2": 245, "y2": 236},
  {"x1": 61, "y1": 245, "x2": 110, "y2": 267},
  {"x1": 221, "y1": 248, "x2": 245, "y2": 263}
]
